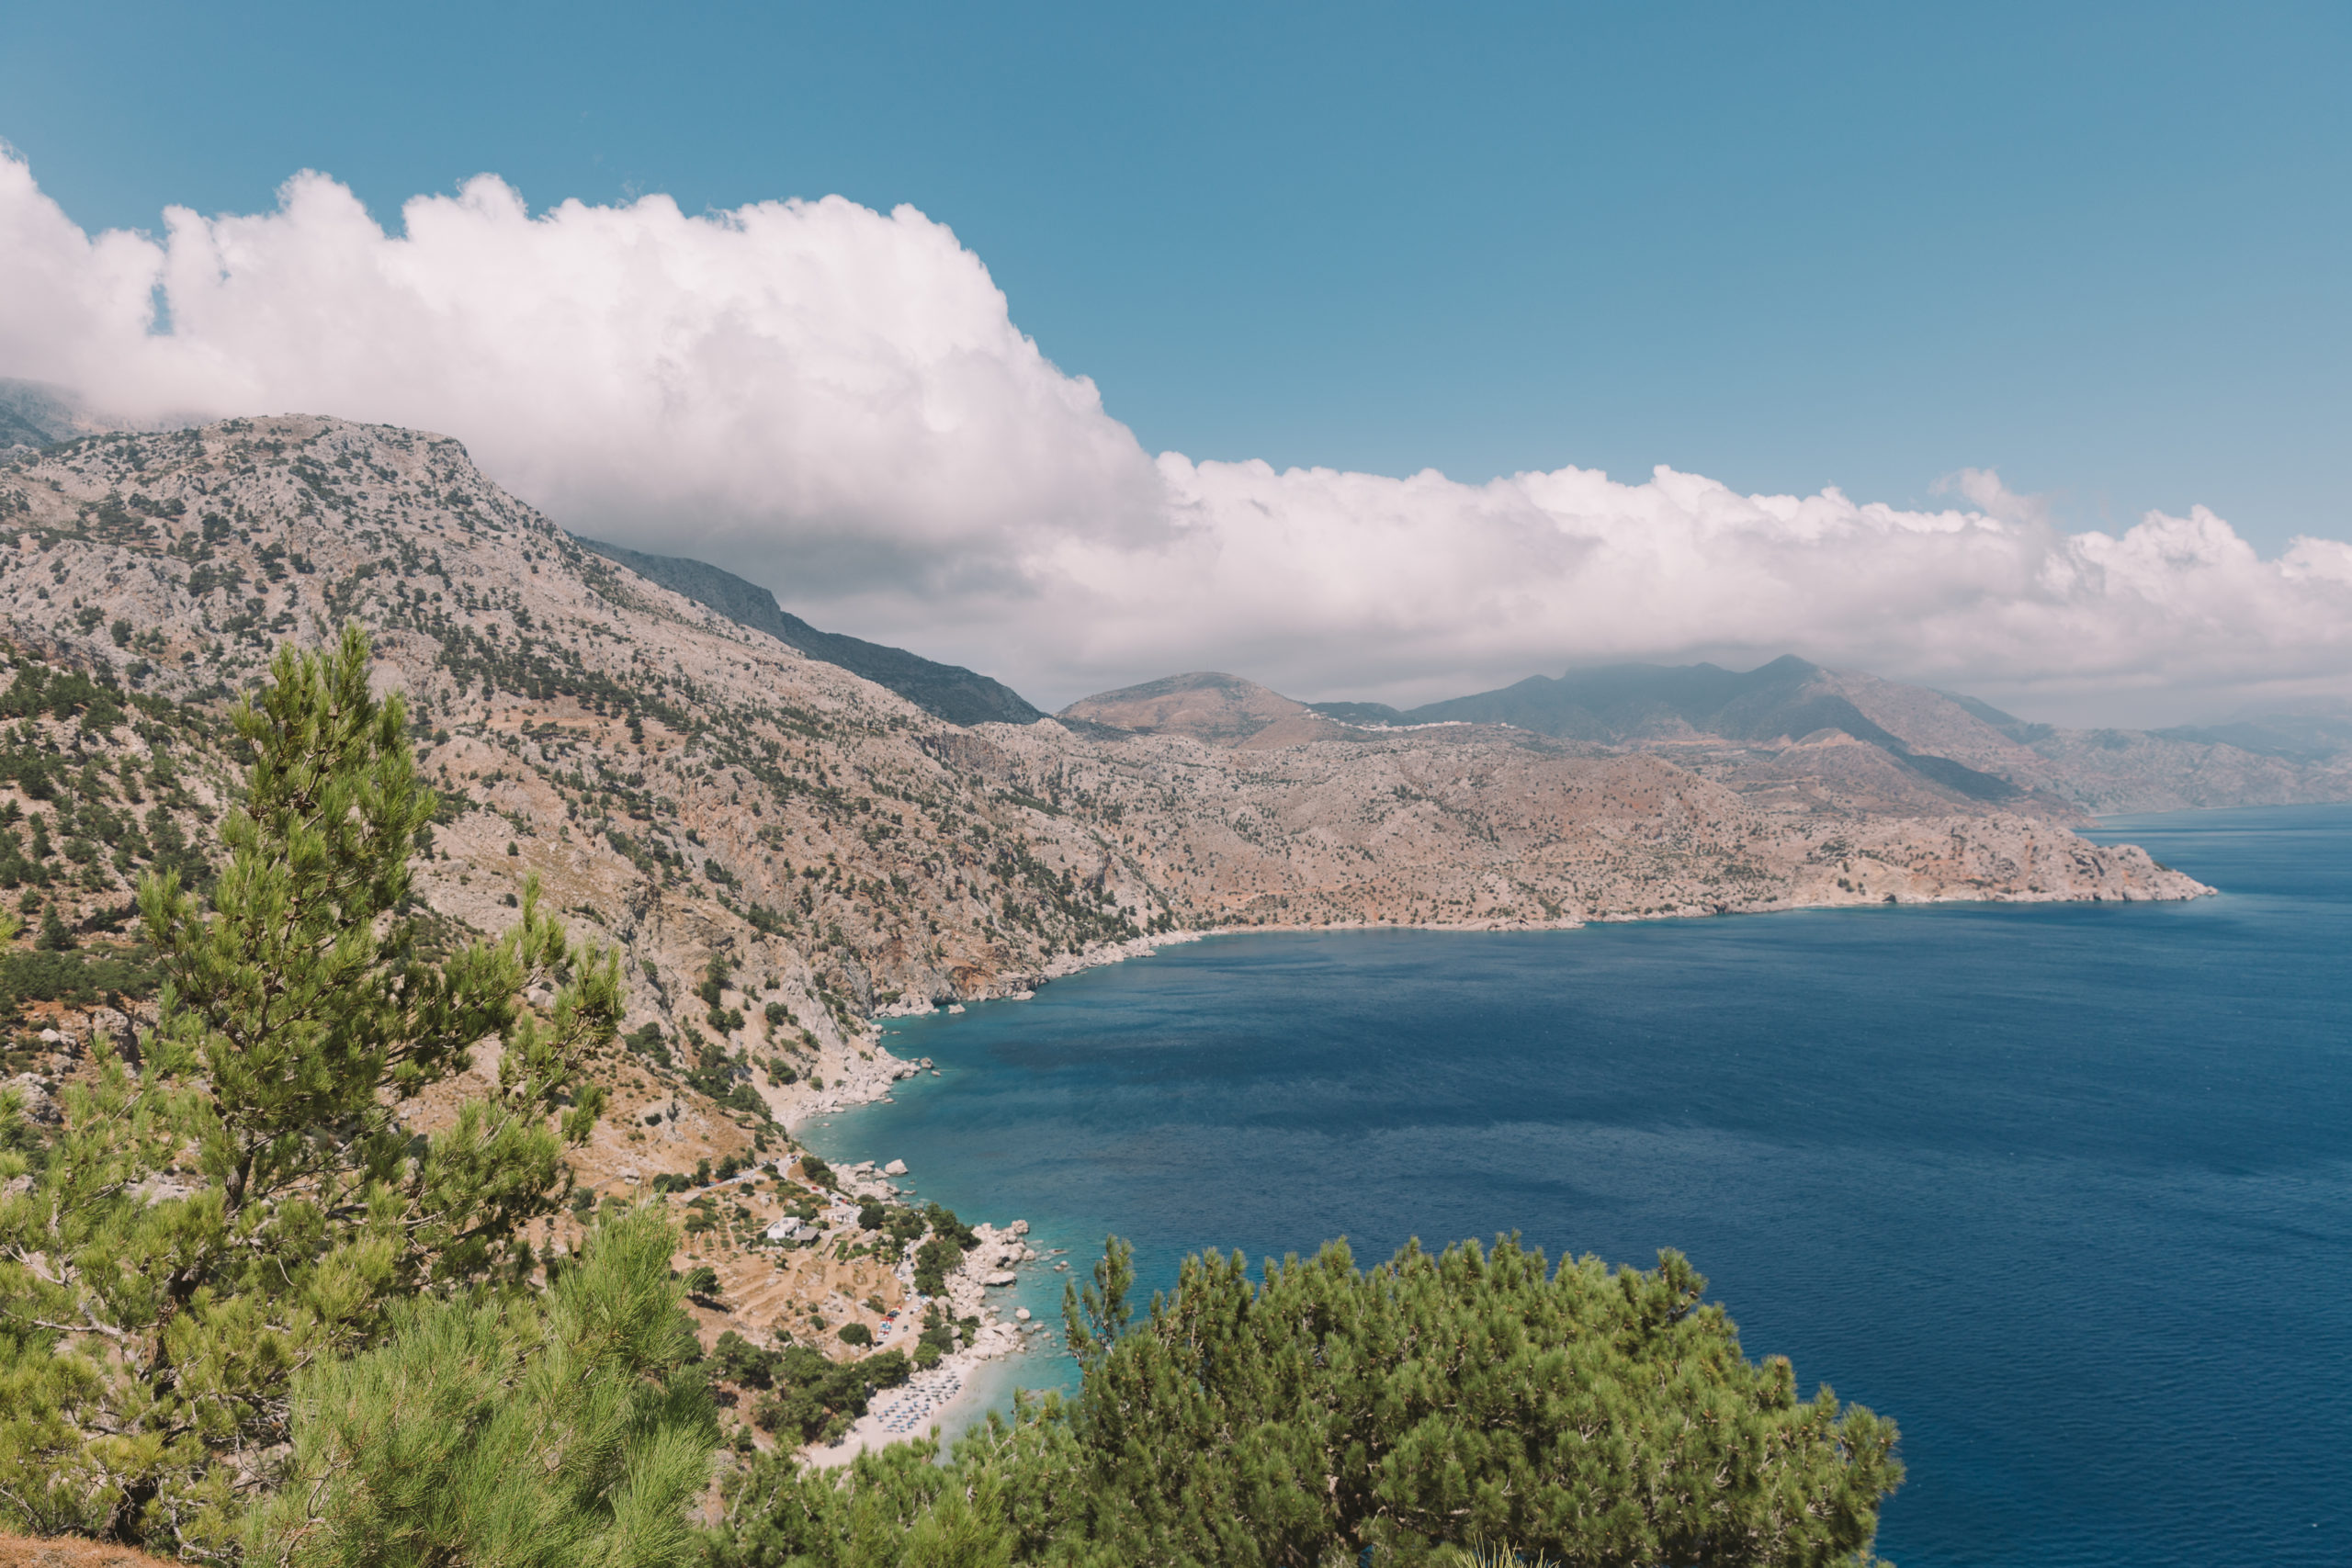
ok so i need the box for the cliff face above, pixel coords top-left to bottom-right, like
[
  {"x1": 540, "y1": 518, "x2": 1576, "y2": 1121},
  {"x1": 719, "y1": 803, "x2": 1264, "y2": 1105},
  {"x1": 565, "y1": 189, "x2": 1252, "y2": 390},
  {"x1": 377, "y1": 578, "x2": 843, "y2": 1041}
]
[{"x1": 0, "y1": 416, "x2": 2208, "y2": 1081}]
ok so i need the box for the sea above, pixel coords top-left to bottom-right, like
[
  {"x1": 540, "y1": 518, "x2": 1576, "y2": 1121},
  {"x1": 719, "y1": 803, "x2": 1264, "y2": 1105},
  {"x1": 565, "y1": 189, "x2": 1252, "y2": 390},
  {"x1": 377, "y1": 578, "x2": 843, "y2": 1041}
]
[{"x1": 800, "y1": 804, "x2": 2352, "y2": 1568}]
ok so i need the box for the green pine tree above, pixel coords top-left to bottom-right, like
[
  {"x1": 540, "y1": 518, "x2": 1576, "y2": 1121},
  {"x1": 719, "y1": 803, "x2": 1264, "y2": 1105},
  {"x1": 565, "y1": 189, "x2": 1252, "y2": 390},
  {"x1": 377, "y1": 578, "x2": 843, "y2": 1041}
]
[
  {"x1": 243, "y1": 1206, "x2": 718, "y2": 1568},
  {"x1": 0, "y1": 626, "x2": 624, "y2": 1553},
  {"x1": 1053, "y1": 1235, "x2": 1902, "y2": 1567},
  {"x1": 715, "y1": 1234, "x2": 1903, "y2": 1568}
]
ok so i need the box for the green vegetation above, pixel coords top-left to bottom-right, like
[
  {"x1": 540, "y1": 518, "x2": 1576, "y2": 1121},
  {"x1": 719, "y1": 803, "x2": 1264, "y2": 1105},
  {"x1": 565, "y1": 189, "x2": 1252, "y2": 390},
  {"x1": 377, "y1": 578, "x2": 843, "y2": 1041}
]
[
  {"x1": 0, "y1": 942, "x2": 156, "y2": 1010},
  {"x1": 911, "y1": 1201, "x2": 980, "y2": 1296},
  {"x1": 747, "y1": 1346, "x2": 910, "y2": 1448},
  {"x1": 709, "y1": 1326, "x2": 911, "y2": 1447},
  {"x1": 243, "y1": 1207, "x2": 716, "y2": 1568},
  {"x1": 711, "y1": 1237, "x2": 1901, "y2": 1568},
  {"x1": 0, "y1": 628, "x2": 622, "y2": 1555}
]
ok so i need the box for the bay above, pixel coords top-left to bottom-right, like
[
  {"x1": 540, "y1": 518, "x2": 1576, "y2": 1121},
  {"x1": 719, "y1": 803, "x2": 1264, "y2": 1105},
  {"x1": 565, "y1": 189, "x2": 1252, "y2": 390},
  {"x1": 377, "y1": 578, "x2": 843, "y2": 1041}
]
[{"x1": 803, "y1": 805, "x2": 2352, "y2": 1567}]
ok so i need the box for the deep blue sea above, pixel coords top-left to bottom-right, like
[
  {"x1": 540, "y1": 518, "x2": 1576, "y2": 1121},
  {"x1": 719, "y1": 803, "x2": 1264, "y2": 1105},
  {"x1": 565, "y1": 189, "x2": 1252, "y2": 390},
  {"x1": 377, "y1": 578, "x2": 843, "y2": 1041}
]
[{"x1": 803, "y1": 805, "x2": 2352, "y2": 1568}]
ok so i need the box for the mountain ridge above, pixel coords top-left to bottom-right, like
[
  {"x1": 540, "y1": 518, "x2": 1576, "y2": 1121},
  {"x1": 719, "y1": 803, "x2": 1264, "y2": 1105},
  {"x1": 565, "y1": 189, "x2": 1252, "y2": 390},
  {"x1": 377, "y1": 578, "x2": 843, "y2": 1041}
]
[
  {"x1": 0, "y1": 413, "x2": 2211, "y2": 1051},
  {"x1": 572, "y1": 536, "x2": 1044, "y2": 728},
  {"x1": 1268, "y1": 657, "x2": 2352, "y2": 817}
]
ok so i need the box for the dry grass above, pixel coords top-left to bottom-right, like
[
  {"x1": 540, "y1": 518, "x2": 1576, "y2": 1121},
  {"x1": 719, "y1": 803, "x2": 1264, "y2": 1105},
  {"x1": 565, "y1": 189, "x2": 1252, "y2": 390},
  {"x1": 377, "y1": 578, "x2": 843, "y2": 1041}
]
[{"x1": 0, "y1": 1536, "x2": 183, "y2": 1568}]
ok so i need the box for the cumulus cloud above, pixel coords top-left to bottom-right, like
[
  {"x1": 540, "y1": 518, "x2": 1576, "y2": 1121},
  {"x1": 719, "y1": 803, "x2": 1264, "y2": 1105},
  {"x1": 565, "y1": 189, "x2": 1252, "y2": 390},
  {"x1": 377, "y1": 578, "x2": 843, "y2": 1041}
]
[{"x1": 3, "y1": 145, "x2": 2349, "y2": 724}]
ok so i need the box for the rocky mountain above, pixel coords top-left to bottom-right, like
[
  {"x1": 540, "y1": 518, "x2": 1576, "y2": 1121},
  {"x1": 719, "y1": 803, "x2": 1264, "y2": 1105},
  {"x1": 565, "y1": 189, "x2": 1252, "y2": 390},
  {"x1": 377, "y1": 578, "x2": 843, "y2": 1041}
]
[
  {"x1": 0, "y1": 380, "x2": 109, "y2": 456},
  {"x1": 1059, "y1": 671, "x2": 1347, "y2": 748},
  {"x1": 0, "y1": 417, "x2": 2209, "y2": 1115},
  {"x1": 1303, "y1": 657, "x2": 2352, "y2": 817},
  {"x1": 573, "y1": 537, "x2": 1044, "y2": 728},
  {"x1": 2146, "y1": 698, "x2": 2352, "y2": 770}
]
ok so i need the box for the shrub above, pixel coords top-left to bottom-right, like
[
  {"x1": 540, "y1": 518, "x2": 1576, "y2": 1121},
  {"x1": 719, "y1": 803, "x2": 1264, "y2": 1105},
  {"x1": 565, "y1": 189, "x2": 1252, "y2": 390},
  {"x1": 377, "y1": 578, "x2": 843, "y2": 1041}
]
[
  {"x1": 745, "y1": 1347, "x2": 910, "y2": 1446},
  {"x1": 712, "y1": 1328, "x2": 778, "y2": 1389},
  {"x1": 837, "y1": 1323, "x2": 873, "y2": 1348},
  {"x1": 713, "y1": 1237, "x2": 1901, "y2": 1568}
]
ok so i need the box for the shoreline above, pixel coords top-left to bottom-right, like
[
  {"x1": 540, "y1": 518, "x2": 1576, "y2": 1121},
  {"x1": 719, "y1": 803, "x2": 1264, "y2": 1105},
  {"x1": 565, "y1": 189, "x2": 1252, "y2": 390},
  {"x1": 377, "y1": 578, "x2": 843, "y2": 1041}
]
[
  {"x1": 798, "y1": 862, "x2": 2219, "y2": 1133},
  {"x1": 782, "y1": 853, "x2": 2225, "y2": 1461},
  {"x1": 803, "y1": 1324, "x2": 1049, "y2": 1465}
]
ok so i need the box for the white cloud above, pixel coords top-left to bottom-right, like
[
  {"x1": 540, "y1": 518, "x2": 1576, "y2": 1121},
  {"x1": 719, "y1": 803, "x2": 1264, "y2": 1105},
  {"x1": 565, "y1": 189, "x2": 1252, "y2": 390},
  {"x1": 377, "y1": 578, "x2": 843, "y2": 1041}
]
[{"x1": 3, "y1": 146, "x2": 2349, "y2": 724}]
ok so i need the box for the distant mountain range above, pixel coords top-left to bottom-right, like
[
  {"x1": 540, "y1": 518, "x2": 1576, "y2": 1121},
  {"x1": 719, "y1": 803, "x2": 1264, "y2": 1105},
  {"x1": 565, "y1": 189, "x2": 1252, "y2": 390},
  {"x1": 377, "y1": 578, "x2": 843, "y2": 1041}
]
[{"x1": 1065, "y1": 660, "x2": 2352, "y2": 818}]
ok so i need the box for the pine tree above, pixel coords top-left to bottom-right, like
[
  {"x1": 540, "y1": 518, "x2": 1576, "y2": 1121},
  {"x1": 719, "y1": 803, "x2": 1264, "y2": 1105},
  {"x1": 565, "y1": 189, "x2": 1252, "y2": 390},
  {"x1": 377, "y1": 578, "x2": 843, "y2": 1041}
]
[
  {"x1": 243, "y1": 1206, "x2": 717, "y2": 1568},
  {"x1": 714, "y1": 1234, "x2": 1903, "y2": 1568},
  {"x1": 1056, "y1": 1235, "x2": 1903, "y2": 1567},
  {"x1": 0, "y1": 626, "x2": 624, "y2": 1553}
]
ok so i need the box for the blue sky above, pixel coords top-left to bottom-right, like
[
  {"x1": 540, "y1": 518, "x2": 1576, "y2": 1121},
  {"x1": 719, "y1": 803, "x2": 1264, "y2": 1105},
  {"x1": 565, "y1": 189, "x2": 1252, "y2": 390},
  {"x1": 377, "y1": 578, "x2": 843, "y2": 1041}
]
[
  {"x1": 5, "y1": 2, "x2": 2351, "y2": 717},
  {"x1": 6, "y1": 0, "x2": 2346, "y2": 550}
]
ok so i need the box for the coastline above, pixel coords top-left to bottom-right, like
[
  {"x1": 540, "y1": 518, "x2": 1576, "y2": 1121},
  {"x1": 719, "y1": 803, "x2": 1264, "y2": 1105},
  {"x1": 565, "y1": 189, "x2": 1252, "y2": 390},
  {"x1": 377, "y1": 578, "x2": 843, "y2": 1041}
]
[
  {"x1": 797, "y1": 852, "x2": 2217, "y2": 1132},
  {"x1": 805, "y1": 1320, "x2": 1050, "y2": 1464},
  {"x1": 782, "y1": 845, "x2": 2222, "y2": 1462}
]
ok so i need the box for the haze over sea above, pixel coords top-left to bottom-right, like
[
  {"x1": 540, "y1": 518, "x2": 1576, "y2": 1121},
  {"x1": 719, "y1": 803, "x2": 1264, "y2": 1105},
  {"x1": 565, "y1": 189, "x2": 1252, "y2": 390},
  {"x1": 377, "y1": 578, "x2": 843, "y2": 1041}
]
[{"x1": 805, "y1": 806, "x2": 2352, "y2": 1568}]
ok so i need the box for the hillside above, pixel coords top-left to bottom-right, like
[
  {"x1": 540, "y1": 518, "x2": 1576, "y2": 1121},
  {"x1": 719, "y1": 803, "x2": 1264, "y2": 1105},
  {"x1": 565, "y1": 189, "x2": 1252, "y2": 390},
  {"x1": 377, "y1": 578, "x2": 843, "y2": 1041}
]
[{"x1": 572, "y1": 536, "x2": 1044, "y2": 727}]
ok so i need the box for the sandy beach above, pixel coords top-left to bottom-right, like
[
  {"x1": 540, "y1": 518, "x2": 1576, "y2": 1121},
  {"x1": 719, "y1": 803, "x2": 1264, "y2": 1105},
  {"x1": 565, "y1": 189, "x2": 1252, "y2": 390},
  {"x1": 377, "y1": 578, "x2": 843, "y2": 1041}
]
[{"x1": 802, "y1": 1320, "x2": 1045, "y2": 1465}]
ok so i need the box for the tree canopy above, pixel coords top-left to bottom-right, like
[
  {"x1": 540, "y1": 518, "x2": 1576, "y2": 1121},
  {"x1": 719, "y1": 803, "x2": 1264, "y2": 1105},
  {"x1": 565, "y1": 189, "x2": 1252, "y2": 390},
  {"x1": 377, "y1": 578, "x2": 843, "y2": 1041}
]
[
  {"x1": 712, "y1": 1235, "x2": 1902, "y2": 1568},
  {"x1": 0, "y1": 626, "x2": 623, "y2": 1553},
  {"x1": 243, "y1": 1206, "x2": 716, "y2": 1568}
]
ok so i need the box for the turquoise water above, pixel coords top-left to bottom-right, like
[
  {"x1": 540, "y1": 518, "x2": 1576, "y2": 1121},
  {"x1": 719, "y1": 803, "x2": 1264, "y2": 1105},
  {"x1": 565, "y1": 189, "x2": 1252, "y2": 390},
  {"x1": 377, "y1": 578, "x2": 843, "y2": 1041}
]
[{"x1": 803, "y1": 806, "x2": 2352, "y2": 1567}]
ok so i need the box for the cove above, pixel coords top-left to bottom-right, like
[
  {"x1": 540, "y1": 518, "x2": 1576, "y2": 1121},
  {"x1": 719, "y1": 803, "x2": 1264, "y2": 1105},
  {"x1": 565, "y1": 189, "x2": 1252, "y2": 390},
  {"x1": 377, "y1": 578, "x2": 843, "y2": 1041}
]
[{"x1": 802, "y1": 806, "x2": 2352, "y2": 1568}]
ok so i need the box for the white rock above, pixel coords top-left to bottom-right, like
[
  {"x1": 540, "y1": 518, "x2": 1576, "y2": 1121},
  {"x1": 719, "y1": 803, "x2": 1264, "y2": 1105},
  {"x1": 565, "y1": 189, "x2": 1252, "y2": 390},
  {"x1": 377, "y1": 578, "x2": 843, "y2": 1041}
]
[
  {"x1": 984, "y1": 1270, "x2": 1016, "y2": 1287},
  {"x1": 883, "y1": 1158, "x2": 908, "y2": 1176},
  {"x1": 1014, "y1": 1307, "x2": 1032, "y2": 1322}
]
